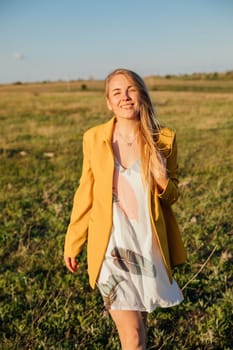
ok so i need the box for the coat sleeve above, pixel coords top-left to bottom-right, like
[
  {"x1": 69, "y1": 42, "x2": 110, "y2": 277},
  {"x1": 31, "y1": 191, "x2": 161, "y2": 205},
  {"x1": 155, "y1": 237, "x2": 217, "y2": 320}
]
[
  {"x1": 64, "y1": 133, "x2": 94, "y2": 257},
  {"x1": 158, "y1": 131, "x2": 179, "y2": 206}
]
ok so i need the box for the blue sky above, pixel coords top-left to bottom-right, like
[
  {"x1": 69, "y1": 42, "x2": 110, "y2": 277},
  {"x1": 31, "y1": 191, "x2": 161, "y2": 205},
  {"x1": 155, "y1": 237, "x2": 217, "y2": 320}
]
[{"x1": 0, "y1": 0, "x2": 233, "y2": 83}]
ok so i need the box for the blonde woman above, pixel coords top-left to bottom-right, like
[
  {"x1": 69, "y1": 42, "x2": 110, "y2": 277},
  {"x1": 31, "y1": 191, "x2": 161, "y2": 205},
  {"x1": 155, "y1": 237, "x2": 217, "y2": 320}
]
[{"x1": 64, "y1": 68, "x2": 186, "y2": 350}]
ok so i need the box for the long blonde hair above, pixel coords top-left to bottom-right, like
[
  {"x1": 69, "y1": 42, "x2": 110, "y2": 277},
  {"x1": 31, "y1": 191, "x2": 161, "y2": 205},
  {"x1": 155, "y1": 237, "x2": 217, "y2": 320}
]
[{"x1": 105, "y1": 68, "x2": 165, "y2": 190}]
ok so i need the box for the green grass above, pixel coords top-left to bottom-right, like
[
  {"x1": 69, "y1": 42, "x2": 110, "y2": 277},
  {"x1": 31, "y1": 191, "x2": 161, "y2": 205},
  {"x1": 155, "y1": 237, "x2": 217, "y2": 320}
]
[{"x1": 0, "y1": 80, "x2": 233, "y2": 349}]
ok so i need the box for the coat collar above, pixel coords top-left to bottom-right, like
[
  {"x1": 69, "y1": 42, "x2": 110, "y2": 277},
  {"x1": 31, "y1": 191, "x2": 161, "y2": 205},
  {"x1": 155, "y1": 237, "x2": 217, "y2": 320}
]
[{"x1": 102, "y1": 116, "x2": 116, "y2": 142}]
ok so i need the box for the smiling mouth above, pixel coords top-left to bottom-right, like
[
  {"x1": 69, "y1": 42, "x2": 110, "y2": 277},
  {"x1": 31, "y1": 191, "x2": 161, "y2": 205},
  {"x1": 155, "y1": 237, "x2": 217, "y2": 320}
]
[{"x1": 121, "y1": 104, "x2": 134, "y2": 108}]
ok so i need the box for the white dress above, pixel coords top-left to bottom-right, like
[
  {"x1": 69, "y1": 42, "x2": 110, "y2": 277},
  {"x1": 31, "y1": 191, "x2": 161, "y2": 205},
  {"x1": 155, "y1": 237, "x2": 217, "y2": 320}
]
[{"x1": 97, "y1": 158, "x2": 183, "y2": 312}]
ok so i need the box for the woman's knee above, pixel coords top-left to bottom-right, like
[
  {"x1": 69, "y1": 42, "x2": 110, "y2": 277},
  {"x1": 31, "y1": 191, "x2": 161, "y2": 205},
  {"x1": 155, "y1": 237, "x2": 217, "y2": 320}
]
[
  {"x1": 123, "y1": 326, "x2": 145, "y2": 348},
  {"x1": 109, "y1": 310, "x2": 147, "y2": 349}
]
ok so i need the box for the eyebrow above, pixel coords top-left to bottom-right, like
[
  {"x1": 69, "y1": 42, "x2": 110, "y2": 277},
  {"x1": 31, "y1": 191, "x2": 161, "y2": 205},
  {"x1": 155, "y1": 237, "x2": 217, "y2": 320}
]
[{"x1": 111, "y1": 85, "x2": 135, "y2": 92}]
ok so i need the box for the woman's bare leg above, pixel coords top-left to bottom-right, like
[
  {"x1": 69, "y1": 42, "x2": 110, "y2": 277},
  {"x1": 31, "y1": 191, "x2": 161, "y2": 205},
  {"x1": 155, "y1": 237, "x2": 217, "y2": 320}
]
[{"x1": 109, "y1": 310, "x2": 147, "y2": 350}]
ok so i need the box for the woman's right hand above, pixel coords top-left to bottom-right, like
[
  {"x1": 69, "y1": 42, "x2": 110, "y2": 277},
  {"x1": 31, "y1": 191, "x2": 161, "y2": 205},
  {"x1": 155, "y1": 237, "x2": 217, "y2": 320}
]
[{"x1": 64, "y1": 256, "x2": 79, "y2": 273}]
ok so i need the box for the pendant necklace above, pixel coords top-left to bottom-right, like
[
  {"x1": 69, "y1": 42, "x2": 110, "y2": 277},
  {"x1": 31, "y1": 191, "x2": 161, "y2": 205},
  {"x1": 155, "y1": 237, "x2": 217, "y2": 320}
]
[{"x1": 116, "y1": 130, "x2": 138, "y2": 147}]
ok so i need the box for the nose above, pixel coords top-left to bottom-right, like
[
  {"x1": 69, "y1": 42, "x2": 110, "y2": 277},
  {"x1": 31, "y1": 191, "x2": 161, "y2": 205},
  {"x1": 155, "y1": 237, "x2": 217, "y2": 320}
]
[{"x1": 121, "y1": 90, "x2": 130, "y2": 100}]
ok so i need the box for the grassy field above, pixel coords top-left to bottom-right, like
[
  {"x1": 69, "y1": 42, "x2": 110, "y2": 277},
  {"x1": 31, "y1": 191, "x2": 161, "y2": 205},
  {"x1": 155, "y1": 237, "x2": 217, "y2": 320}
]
[{"x1": 0, "y1": 77, "x2": 233, "y2": 349}]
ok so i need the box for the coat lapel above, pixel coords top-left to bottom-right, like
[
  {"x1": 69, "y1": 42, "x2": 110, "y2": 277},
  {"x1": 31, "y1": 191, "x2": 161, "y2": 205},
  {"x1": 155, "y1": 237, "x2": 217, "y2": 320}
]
[
  {"x1": 98, "y1": 117, "x2": 115, "y2": 209},
  {"x1": 102, "y1": 116, "x2": 116, "y2": 142}
]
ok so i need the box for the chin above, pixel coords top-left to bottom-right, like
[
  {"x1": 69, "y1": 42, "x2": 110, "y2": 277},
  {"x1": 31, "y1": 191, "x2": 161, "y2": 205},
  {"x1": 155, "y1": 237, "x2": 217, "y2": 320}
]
[{"x1": 120, "y1": 111, "x2": 139, "y2": 119}]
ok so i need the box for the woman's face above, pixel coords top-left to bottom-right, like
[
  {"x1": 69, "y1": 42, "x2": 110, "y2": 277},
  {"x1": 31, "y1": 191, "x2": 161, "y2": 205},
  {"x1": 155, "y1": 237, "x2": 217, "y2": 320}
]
[{"x1": 106, "y1": 74, "x2": 140, "y2": 121}]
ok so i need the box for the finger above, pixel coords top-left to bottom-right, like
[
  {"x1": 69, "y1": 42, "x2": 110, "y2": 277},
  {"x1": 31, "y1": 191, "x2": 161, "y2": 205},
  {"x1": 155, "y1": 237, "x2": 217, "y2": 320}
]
[
  {"x1": 70, "y1": 257, "x2": 78, "y2": 271},
  {"x1": 64, "y1": 256, "x2": 77, "y2": 273}
]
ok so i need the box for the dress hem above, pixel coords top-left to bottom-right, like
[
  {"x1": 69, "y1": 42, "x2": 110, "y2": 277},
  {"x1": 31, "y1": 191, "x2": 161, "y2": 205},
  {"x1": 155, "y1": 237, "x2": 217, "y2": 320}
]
[{"x1": 106, "y1": 298, "x2": 184, "y2": 313}]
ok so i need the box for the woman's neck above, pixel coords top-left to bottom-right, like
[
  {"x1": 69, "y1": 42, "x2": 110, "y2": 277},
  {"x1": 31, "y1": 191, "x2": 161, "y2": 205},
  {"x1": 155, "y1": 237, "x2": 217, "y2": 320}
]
[{"x1": 114, "y1": 118, "x2": 140, "y2": 137}]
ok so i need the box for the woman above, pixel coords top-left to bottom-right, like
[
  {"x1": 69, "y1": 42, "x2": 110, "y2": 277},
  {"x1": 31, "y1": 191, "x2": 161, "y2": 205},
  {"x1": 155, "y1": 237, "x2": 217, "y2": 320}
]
[{"x1": 64, "y1": 68, "x2": 186, "y2": 350}]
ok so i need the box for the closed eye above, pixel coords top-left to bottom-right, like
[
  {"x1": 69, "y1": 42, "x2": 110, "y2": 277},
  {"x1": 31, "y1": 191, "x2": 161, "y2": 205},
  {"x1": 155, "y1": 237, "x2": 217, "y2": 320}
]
[{"x1": 128, "y1": 86, "x2": 137, "y2": 92}]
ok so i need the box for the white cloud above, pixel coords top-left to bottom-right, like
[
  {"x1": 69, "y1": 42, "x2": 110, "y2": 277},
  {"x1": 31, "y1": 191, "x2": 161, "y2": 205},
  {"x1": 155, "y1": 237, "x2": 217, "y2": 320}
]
[{"x1": 13, "y1": 52, "x2": 25, "y2": 61}]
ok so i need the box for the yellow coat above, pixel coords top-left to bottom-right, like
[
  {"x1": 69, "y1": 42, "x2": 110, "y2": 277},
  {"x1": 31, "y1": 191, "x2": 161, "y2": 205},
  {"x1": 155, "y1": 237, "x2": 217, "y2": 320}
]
[{"x1": 64, "y1": 117, "x2": 186, "y2": 288}]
